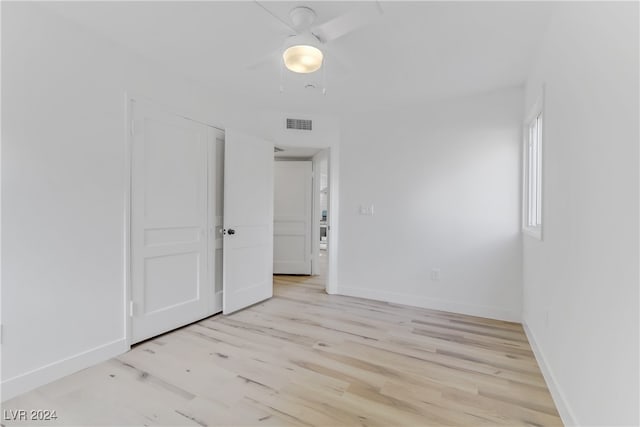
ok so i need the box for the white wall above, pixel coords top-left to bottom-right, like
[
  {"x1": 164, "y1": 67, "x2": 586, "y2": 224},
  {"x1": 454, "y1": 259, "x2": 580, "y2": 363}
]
[
  {"x1": 522, "y1": 3, "x2": 639, "y2": 426},
  {"x1": 338, "y1": 87, "x2": 523, "y2": 321},
  {"x1": 1, "y1": 2, "x2": 341, "y2": 400},
  {"x1": 1, "y1": 2, "x2": 214, "y2": 399}
]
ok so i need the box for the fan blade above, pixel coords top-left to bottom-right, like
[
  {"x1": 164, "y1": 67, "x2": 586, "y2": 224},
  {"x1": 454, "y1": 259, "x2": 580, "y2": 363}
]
[
  {"x1": 312, "y1": 2, "x2": 383, "y2": 43},
  {"x1": 254, "y1": 1, "x2": 297, "y2": 33},
  {"x1": 246, "y1": 49, "x2": 281, "y2": 71}
]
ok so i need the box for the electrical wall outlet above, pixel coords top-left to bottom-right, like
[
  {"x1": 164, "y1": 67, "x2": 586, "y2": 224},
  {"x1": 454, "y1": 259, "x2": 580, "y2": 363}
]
[{"x1": 430, "y1": 268, "x2": 441, "y2": 281}]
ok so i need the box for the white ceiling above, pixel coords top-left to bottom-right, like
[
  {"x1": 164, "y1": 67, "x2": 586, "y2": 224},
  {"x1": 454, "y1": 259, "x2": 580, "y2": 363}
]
[{"x1": 45, "y1": 1, "x2": 553, "y2": 115}]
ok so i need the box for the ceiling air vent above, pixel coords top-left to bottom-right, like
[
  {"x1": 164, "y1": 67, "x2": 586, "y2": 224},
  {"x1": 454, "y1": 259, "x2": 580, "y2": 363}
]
[{"x1": 286, "y1": 118, "x2": 312, "y2": 131}]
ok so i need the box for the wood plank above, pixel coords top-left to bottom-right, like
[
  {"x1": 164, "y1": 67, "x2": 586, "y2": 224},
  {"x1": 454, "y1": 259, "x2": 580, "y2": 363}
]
[{"x1": 2, "y1": 273, "x2": 562, "y2": 426}]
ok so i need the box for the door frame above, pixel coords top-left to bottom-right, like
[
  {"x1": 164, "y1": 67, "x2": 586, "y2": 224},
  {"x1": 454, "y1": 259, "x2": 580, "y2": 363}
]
[
  {"x1": 273, "y1": 145, "x2": 339, "y2": 295},
  {"x1": 322, "y1": 146, "x2": 338, "y2": 294},
  {"x1": 310, "y1": 150, "x2": 328, "y2": 276},
  {"x1": 123, "y1": 93, "x2": 224, "y2": 348}
]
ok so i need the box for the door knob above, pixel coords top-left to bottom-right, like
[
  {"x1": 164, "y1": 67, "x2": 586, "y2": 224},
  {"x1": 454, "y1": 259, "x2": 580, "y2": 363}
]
[{"x1": 227, "y1": 229, "x2": 236, "y2": 235}]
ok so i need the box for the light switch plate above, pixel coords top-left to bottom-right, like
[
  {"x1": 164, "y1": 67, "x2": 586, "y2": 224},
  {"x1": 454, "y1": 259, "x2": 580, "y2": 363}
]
[{"x1": 359, "y1": 204, "x2": 374, "y2": 216}]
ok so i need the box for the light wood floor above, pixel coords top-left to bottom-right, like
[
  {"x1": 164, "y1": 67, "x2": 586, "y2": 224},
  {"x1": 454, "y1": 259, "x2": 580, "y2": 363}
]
[{"x1": 3, "y1": 274, "x2": 561, "y2": 426}]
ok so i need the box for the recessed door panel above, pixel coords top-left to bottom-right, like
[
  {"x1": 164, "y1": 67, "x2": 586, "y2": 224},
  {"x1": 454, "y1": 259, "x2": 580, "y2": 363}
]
[{"x1": 144, "y1": 252, "x2": 200, "y2": 314}]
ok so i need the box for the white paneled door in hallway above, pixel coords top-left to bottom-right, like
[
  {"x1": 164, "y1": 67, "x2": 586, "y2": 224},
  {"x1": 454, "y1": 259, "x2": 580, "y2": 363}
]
[{"x1": 273, "y1": 161, "x2": 312, "y2": 275}]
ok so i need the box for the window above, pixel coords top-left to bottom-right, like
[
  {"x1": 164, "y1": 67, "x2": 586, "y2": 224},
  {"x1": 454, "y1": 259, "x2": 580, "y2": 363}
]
[{"x1": 523, "y1": 102, "x2": 543, "y2": 239}]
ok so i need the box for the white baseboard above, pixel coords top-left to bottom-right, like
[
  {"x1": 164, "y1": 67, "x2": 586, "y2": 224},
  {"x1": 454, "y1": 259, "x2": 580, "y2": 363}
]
[
  {"x1": 522, "y1": 321, "x2": 578, "y2": 426},
  {"x1": 337, "y1": 286, "x2": 520, "y2": 322},
  {"x1": 1, "y1": 338, "x2": 128, "y2": 402}
]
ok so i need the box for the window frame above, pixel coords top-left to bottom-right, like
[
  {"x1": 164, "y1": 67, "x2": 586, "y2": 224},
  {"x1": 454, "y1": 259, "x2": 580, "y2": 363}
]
[{"x1": 522, "y1": 95, "x2": 544, "y2": 240}]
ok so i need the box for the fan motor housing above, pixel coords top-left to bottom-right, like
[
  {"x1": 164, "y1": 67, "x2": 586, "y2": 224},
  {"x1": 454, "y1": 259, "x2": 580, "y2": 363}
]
[{"x1": 290, "y1": 6, "x2": 317, "y2": 30}]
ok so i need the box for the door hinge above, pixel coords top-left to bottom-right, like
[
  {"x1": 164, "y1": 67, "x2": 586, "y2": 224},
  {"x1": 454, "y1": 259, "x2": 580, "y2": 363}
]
[
  {"x1": 130, "y1": 120, "x2": 135, "y2": 137},
  {"x1": 129, "y1": 301, "x2": 135, "y2": 317}
]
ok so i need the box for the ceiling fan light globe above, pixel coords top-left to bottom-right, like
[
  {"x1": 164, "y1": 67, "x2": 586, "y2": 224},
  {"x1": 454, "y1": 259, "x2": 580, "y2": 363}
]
[{"x1": 283, "y1": 45, "x2": 323, "y2": 74}]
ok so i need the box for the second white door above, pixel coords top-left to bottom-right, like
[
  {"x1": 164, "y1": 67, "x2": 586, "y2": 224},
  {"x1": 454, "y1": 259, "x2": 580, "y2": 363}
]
[
  {"x1": 223, "y1": 130, "x2": 274, "y2": 314},
  {"x1": 273, "y1": 161, "x2": 312, "y2": 275}
]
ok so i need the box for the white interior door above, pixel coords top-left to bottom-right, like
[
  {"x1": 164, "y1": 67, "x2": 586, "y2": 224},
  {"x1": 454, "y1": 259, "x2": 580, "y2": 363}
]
[
  {"x1": 223, "y1": 130, "x2": 274, "y2": 314},
  {"x1": 131, "y1": 99, "x2": 214, "y2": 343},
  {"x1": 274, "y1": 161, "x2": 312, "y2": 274}
]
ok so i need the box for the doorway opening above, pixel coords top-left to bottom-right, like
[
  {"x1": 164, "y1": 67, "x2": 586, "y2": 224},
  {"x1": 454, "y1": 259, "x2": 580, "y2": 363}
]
[{"x1": 273, "y1": 146, "x2": 330, "y2": 293}]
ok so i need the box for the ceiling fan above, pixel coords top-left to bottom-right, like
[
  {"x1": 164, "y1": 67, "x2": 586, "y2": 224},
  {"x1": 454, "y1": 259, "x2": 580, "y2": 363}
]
[{"x1": 250, "y1": 2, "x2": 384, "y2": 91}]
